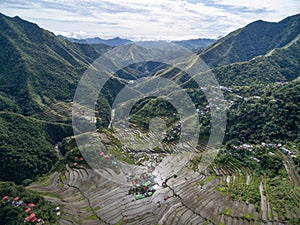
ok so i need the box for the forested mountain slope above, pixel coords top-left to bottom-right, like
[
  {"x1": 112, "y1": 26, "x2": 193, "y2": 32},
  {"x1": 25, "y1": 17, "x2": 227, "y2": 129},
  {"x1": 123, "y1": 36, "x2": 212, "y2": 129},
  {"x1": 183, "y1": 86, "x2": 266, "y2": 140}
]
[
  {"x1": 200, "y1": 13, "x2": 300, "y2": 67},
  {"x1": 0, "y1": 13, "x2": 103, "y2": 115}
]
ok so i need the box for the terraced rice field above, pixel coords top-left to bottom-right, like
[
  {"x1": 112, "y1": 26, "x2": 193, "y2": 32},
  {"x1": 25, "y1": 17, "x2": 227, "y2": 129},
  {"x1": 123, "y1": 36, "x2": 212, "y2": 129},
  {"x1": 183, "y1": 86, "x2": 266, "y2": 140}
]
[{"x1": 29, "y1": 156, "x2": 291, "y2": 225}]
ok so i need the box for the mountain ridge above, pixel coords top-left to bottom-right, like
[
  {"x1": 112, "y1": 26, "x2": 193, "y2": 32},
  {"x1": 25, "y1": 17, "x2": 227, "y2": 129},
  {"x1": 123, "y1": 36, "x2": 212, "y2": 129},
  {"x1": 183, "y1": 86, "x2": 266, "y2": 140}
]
[
  {"x1": 0, "y1": 13, "x2": 104, "y2": 115},
  {"x1": 58, "y1": 35, "x2": 132, "y2": 46},
  {"x1": 199, "y1": 13, "x2": 300, "y2": 67},
  {"x1": 59, "y1": 34, "x2": 217, "y2": 50},
  {"x1": 211, "y1": 34, "x2": 300, "y2": 86}
]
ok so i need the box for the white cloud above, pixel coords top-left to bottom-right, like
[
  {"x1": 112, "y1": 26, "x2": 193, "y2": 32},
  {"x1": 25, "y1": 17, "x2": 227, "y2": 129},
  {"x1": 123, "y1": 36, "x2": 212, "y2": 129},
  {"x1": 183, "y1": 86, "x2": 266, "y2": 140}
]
[
  {"x1": 0, "y1": 0, "x2": 299, "y2": 40},
  {"x1": 213, "y1": 0, "x2": 297, "y2": 11}
]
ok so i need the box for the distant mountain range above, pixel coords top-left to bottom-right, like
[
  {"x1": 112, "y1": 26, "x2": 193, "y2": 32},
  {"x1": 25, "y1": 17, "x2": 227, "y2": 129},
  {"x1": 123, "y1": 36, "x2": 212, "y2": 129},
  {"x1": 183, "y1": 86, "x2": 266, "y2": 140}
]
[
  {"x1": 58, "y1": 35, "x2": 216, "y2": 50},
  {"x1": 57, "y1": 35, "x2": 132, "y2": 46},
  {"x1": 58, "y1": 13, "x2": 300, "y2": 64}
]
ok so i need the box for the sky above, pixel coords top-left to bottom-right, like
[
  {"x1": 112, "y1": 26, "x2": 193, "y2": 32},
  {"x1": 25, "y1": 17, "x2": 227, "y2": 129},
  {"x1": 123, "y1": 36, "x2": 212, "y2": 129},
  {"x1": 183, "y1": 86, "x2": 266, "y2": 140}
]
[{"x1": 0, "y1": 0, "x2": 299, "y2": 41}]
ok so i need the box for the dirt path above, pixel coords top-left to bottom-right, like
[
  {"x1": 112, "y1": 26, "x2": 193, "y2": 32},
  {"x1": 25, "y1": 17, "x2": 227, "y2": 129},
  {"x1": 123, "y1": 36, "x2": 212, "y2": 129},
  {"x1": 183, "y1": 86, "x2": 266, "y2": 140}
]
[
  {"x1": 54, "y1": 142, "x2": 64, "y2": 158},
  {"x1": 246, "y1": 169, "x2": 251, "y2": 185},
  {"x1": 108, "y1": 109, "x2": 115, "y2": 128},
  {"x1": 259, "y1": 181, "x2": 268, "y2": 221}
]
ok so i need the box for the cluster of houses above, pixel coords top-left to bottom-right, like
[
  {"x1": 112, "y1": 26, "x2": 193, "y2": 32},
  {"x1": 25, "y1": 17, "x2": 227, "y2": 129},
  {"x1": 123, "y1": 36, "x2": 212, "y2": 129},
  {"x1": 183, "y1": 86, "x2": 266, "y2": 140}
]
[
  {"x1": 73, "y1": 151, "x2": 116, "y2": 167},
  {"x1": 126, "y1": 163, "x2": 157, "y2": 200},
  {"x1": 98, "y1": 151, "x2": 119, "y2": 169},
  {"x1": 220, "y1": 86, "x2": 233, "y2": 93},
  {"x1": 281, "y1": 146, "x2": 297, "y2": 158},
  {"x1": 99, "y1": 151, "x2": 110, "y2": 159},
  {"x1": 125, "y1": 158, "x2": 178, "y2": 201},
  {"x1": 197, "y1": 85, "x2": 238, "y2": 112},
  {"x1": 233, "y1": 143, "x2": 297, "y2": 159},
  {"x1": 127, "y1": 172, "x2": 156, "y2": 200},
  {"x1": 234, "y1": 144, "x2": 254, "y2": 151},
  {"x1": 71, "y1": 151, "x2": 123, "y2": 180},
  {"x1": 72, "y1": 156, "x2": 85, "y2": 167},
  {"x1": 1, "y1": 196, "x2": 45, "y2": 224},
  {"x1": 164, "y1": 121, "x2": 182, "y2": 142},
  {"x1": 221, "y1": 85, "x2": 266, "y2": 103},
  {"x1": 196, "y1": 104, "x2": 211, "y2": 115}
]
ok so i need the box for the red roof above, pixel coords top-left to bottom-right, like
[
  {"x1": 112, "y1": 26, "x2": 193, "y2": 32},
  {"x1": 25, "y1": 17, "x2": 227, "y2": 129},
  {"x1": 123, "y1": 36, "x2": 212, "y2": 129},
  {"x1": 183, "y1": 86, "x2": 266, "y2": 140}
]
[
  {"x1": 29, "y1": 213, "x2": 36, "y2": 219},
  {"x1": 28, "y1": 203, "x2": 36, "y2": 207},
  {"x1": 25, "y1": 213, "x2": 36, "y2": 222},
  {"x1": 100, "y1": 151, "x2": 104, "y2": 156},
  {"x1": 25, "y1": 208, "x2": 31, "y2": 213},
  {"x1": 73, "y1": 162, "x2": 78, "y2": 166},
  {"x1": 13, "y1": 197, "x2": 19, "y2": 201},
  {"x1": 80, "y1": 157, "x2": 84, "y2": 161},
  {"x1": 2, "y1": 196, "x2": 9, "y2": 201}
]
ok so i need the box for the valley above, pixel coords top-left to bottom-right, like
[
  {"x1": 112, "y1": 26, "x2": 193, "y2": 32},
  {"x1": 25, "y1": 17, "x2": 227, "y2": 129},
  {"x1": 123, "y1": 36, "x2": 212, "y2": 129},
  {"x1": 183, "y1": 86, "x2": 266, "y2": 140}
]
[{"x1": 0, "y1": 12, "x2": 299, "y2": 225}]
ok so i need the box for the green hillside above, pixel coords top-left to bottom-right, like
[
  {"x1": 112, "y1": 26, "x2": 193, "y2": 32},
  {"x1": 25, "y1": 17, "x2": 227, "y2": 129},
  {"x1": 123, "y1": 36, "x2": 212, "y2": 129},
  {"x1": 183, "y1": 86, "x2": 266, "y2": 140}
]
[
  {"x1": 0, "y1": 112, "x2": 72, "y2": 184},
  {"x1": 0, "y1": 13, "x2": 103, "y2": 116},
  {"x1": 226, "y1": 80, "x2": 300, "y2": 144},
  {"x1": 200, "y1": 13, "x2": 300, "y2": 67},
  {"x1": 212, "y1": 35, "x2": 300, "y2": 86}
]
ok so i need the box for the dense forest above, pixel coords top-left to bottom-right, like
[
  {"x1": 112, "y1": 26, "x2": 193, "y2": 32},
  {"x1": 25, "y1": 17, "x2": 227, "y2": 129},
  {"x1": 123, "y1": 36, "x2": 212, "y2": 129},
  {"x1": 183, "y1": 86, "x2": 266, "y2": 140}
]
[
  {"x1": 226, "y1": 80, "x2": 300, "y2": 144},
  {"x1": 0, "y1": 112, "x2": 72, "y2": 184}
]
